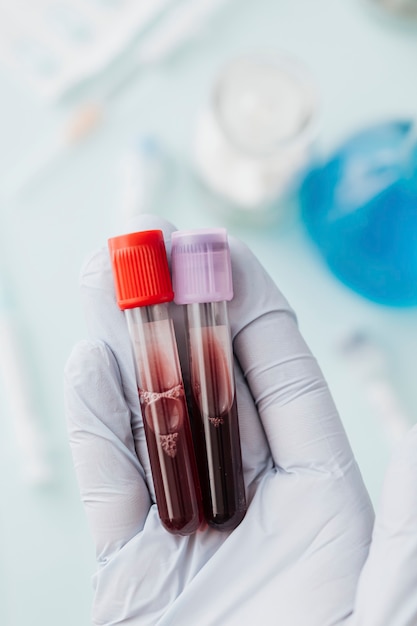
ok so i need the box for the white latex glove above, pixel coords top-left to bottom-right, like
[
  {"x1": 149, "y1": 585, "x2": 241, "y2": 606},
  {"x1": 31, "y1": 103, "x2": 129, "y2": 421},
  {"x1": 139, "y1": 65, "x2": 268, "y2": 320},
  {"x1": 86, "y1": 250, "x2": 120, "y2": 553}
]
[{"x1": 64, "y1": 215, "x2": 417, "y2": 626}]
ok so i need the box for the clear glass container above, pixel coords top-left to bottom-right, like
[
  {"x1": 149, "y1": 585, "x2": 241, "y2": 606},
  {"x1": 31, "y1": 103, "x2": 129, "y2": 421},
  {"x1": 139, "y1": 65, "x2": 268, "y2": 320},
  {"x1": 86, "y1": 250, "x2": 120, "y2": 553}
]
[{"x1": 193, "y1": 53, "x2": 318, "y2": 222}]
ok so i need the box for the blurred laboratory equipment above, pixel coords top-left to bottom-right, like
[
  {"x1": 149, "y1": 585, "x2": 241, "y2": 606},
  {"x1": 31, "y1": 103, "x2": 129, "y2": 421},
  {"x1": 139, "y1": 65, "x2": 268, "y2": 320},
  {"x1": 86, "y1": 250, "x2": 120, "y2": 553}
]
[
  {"x1": 0, "y1": 0, "x2": 233, "y2": 102},
  {"x1": 0, "y1": 1, "x2": 176, "y2": 102},
  {"x1": 301, "y1": 119, "x2": 417, "y2": 306},
  {"x1": 2, "y1": 101, "x2": 104, "y2": 199},
  {"x1": 0, "y1": 0, "x2": 233, "y2": 200},
  {"x1": 339, "y1": 330, "x2": 411, "y2": 447},
  {"x1": 119, "y1": 135, "x2": 169, "y2": 223},
  {"x1": 193, "y1": 53, "x2": 318, "y2": 222},
  {"x1": 365, "y1": 0, "x2": 417, "y2": 21},
  {"x1": 136, "y1": 0, "x2": 233, "y2": 66},
  {"x1": 0, "y1": 277, "x2": 51, "y2": 486}
]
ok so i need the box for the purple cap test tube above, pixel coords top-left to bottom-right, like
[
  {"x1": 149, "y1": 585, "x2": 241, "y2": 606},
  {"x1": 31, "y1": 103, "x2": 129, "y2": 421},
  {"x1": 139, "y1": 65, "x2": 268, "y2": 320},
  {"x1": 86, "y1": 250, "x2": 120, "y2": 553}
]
[{"x1": 171, "y1": 228, "x2": 246, "y2": 531}]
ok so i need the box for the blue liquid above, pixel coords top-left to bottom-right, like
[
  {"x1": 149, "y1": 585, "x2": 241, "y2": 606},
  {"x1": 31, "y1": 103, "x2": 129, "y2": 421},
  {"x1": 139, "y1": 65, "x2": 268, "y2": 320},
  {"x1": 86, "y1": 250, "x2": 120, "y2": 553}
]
[{"x1": 300, "y1": 121, "x2": 417, "y2": 306}]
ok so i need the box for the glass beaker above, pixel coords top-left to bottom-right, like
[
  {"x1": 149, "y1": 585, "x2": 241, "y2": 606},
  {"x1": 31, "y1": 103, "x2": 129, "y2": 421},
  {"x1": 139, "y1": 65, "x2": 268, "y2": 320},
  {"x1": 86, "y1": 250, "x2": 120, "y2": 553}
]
[{"x1": 193, "y1": 52, "x2": 319, "y2": 223}]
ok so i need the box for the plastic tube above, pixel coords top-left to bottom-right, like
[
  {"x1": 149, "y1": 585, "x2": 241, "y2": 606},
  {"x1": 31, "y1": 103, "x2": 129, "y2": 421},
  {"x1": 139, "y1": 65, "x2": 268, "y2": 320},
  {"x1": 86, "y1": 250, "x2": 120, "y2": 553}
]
[
  {"x1": 108, "y1": 230, "x2": 202, "y2": 535},
  {"x1": 171, "y1": 228, "x2": 246, "y2": 531}
]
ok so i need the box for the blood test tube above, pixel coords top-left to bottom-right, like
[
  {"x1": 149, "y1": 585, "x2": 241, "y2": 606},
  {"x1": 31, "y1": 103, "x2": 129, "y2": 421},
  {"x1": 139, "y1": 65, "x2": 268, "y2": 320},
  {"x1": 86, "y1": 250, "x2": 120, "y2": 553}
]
[
  {"x1": 108, "y1": 230, "x2": 202, "y2": 535},
  {"x1": 171, "y1": 228, "x2": 246, "y2": 531}
]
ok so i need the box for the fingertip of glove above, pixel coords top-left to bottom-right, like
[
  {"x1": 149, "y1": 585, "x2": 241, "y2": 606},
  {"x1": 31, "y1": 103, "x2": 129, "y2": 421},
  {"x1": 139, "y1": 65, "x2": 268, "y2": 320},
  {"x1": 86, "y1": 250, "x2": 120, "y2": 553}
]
[
  {"x1": 79, "y1": 215, "x2": 178, "y2": 291},
  {"x1": 228, "y1": 233, "x2": 251, "y2": 255},
  {"x1": 376, "y1": 424, "x2": 417, "y2": 531},
  {"x1": 79, "y1": 246, "x2": 112, "y2": 292},
  {"x1": 64, "y1": 340, "x2": 120, "y2": 388},
  {"x1": 227, "y1": 234, "x2": 286, "y2": 302},
  {"x1": 226, "y1": 234, "x2": 296, "y2": 334},
  {"x1": 389, "y1": 423, "x2": 417, "y2": 472}
]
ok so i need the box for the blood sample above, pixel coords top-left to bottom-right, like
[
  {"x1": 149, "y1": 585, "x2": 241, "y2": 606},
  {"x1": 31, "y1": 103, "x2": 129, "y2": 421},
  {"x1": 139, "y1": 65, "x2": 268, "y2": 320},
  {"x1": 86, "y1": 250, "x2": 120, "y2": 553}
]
[
  {"x1": 171, "y1": 228, "x2": 246, "y2": 531},
  {"x1": 108, "y1": 230, "x2": 202, "y2": 535}
]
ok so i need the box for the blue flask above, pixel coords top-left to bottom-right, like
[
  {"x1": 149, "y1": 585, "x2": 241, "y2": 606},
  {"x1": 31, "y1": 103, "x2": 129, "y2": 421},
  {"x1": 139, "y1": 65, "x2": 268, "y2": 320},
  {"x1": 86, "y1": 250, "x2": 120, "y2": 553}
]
[{"x1": 300, "y1": 120, "x2": 417, "y2": 306}]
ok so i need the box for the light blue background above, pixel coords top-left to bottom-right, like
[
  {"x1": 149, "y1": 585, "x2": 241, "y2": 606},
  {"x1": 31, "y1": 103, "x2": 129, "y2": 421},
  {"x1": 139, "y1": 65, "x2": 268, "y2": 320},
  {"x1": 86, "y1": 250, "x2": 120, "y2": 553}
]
[{"x1": 0, "y1": 1, "x2": 417, "y2": 624}]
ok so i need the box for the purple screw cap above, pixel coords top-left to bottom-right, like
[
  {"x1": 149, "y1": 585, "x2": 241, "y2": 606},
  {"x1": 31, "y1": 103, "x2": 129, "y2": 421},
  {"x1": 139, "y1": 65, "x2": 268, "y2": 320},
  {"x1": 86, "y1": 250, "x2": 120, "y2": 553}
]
[{"x1": 171, "y1": 228, "x2": 233, "y2": 304}]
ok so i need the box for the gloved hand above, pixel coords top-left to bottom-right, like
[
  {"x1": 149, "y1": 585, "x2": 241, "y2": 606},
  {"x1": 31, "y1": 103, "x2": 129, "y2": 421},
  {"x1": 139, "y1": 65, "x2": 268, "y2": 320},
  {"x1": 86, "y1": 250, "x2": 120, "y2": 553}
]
[{"x1": 64, "y1": 214, "x2": 417, "y2": 626}]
